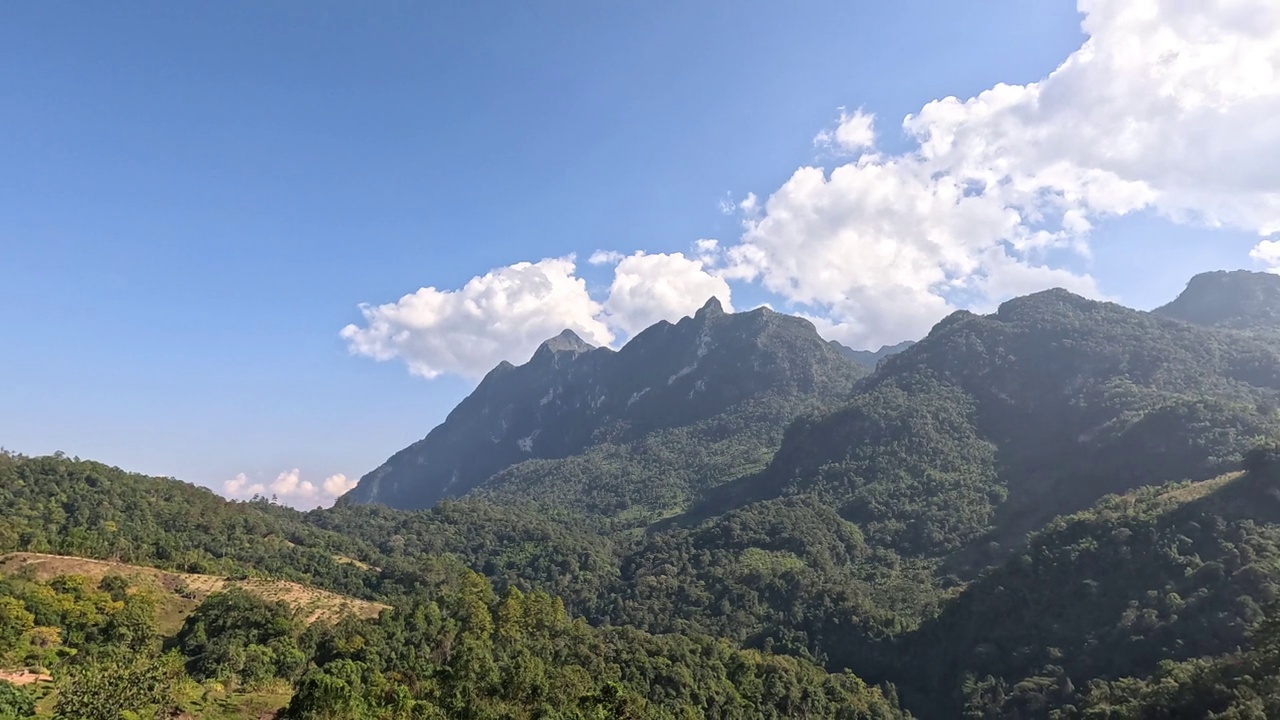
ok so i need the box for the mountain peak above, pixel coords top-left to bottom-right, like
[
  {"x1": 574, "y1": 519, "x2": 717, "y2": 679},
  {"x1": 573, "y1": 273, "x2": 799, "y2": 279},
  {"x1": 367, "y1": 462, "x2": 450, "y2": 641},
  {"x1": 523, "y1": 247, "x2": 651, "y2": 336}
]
[
  {"x1": 695, "y1": 296, "x2": 726, "y2": 319},
  {"x1": 536, "y1": 329, "x2": 595, "y2": 356},
  {"x1": 343, "y1": 298, "x2": 866, "y2": 511},
  {"x1": 1154, "y1": 270, "x2": 1280, "y2": 330}
]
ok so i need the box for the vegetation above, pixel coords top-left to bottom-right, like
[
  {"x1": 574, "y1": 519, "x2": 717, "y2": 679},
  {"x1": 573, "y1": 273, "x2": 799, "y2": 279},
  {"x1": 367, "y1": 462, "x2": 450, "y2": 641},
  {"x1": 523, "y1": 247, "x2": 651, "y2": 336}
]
[
  {"x1": 283, "y1": 572, "x2": 904, "y2": 719},
  {"x1": 0, "y1": 452, "x2": 905, "y2": 717},
  {"x1": 0, "y1": 452, "x2": 380, "y2": 598},
  {"x1": 7, "y1": 272, "x2": 1280, "y2": 717}
]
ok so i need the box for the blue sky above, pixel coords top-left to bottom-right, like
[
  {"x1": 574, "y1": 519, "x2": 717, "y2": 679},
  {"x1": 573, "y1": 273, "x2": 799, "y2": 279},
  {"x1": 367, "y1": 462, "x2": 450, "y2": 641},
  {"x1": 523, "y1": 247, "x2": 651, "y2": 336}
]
[{"x1": 3, "y1": 1, "x2": 1277, "y2": 505}]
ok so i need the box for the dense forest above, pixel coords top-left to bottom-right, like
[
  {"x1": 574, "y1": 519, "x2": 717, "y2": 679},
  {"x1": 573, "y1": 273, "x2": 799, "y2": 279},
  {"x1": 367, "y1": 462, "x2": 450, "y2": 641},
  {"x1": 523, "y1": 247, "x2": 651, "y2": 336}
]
[
  {"x1": 0, "y1": 453, "x2": 905, "y2": 718},
  {"x1": 7, "y1": 271, "x2": 1280, "y2": 718}
]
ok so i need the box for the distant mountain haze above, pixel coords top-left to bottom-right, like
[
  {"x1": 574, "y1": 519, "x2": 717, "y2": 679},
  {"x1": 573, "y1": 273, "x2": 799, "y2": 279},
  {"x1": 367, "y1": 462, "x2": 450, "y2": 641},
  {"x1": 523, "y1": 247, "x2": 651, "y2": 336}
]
[{"x1": 827, "y1": 340, "x2": 917, "y2": 369}]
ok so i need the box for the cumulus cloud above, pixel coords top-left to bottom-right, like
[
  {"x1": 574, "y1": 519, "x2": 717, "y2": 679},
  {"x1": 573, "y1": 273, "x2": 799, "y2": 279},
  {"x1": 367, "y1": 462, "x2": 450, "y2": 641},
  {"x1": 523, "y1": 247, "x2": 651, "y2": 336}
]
[
  {"x1": 1251, "y1": 240, "x2": 1280, "y2": 273},
  {"x1": 717, "y1": 0, "x2": 1280, "y2": 347},
  {"x1": 693, "y1": 238, "x2": 721, "y2": 265},
  {"x1": 345, "y1": 0, "x2": 1280, "y2": 371},
  {"x1": 222, "y1": 470, "x2": 357, "y2": 508},
  {"x1": 341, "y1": 257, "x2": 614, "y2": 379},
  {"x1": 602, "y1": 251, "x2": 733, "y2": 337},
  {"x1": 814, "y1": 108, "x2": 876, "y2": 154},
  {"x1": 342, "y1": 251, "x2": 735, "y2": 377}
]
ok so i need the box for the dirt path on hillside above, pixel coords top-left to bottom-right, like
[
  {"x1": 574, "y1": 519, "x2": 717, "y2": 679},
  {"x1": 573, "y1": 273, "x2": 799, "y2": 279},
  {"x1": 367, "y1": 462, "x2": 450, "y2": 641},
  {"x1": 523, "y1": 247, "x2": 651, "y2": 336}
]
[{"x1": 0, "y1": 669, "x2": 52, "y2": 685}]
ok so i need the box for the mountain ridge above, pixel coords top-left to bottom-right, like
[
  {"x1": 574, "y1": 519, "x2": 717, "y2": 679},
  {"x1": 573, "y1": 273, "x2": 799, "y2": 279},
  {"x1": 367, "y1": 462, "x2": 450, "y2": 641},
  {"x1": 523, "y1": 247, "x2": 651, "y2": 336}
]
[
  {"x1": 342, "y1": 297, "x2": 866, "y2": 510},
  {"x1": 1154, "y1": 268, "x2": 1280, "y2": 330}
]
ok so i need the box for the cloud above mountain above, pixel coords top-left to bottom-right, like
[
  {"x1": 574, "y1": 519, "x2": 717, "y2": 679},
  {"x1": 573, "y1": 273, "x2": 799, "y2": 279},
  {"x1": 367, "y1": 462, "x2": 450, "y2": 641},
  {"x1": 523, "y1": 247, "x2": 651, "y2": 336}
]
[
  {"x1": 712, "y1": 0, "x2": 1280, "y2": 345},
  {"x1": 342, "y1": 253, "x2": 730, "y2": 379},
  {"x1": 602, "y1": 252, "x2": 733, "y2": 338},
  {"x1": 223, "y1": 469, "x2": 357, "y2": 508},
  {"x1": 340, "y1": 257, "x2": 614, "y2": 379},
  {"x1": 343, "y1": 0, "x2": 1280, "y2": 376}
]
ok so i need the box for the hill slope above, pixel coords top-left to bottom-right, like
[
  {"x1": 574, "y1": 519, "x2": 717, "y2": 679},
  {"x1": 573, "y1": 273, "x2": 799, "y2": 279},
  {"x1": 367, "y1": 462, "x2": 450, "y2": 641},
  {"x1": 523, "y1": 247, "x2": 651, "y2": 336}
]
[
  {"x1": 0, "y1": 452, "x2": 381, "y2": 599},
  {"x1": 895, "y1": 463, "x2": 1280, "y2": 716},
  {"x1": 0, "y1": 452, "x2": 907, "y2": 720},
  {"x1": 0, "y1": 552, "x2": 387, "y2": 628}
]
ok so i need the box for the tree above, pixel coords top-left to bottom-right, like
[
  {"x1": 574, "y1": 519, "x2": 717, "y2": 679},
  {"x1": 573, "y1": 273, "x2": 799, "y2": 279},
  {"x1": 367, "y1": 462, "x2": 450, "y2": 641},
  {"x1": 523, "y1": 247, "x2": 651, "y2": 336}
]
[
  {"x1": 0, "y1": 598, "x2": 34, "y2": 658},
  {"x1": 0, "y1": 681, "x2": 36, "y2": 720},
  {"x1": 53, "y1": 653, "x2": 184, "y2": 720}
]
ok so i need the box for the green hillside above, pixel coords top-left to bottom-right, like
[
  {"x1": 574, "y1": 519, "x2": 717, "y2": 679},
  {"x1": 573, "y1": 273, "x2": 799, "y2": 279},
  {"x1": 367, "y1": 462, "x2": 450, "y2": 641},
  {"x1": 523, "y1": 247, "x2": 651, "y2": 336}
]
[{"x1": 0, "y1": 452, "x2": 906, "y2": 720}]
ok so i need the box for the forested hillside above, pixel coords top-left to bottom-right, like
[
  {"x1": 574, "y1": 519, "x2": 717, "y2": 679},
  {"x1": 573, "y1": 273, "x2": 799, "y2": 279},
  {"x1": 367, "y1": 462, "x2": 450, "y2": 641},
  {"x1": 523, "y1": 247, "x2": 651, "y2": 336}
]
[
  {"x1": 894, "y1": 462, "x2": 1280, "y2": 716},
  {"x1": 325, "y1": 271, "x2": 1280, "y2": 717},
  {"x1": 8, "y1": 270, "x2": 1280, "y2": 718},
  {"x1": 748, "y1": 286, "x2": 1280, "y2": 563},
  {"x1": 0, "y1": 453, "x2": 906, "y2": 719}
]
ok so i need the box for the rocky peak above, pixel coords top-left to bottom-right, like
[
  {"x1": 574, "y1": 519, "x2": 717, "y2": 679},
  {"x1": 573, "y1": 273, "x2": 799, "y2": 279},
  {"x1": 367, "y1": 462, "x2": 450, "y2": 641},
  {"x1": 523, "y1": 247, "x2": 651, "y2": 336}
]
[
  {"x1": 695, "y1": 296, "x2": 726, "y2": 319},
  {"x1": 342, "y1": 299, "x2": 865, "y2": 510},
  {"x1": 532, "y1": 329, "x2": 596, "y2": 360},
  {"x1": 535, "y1": 327, "x2": 593, "y2": 353}
]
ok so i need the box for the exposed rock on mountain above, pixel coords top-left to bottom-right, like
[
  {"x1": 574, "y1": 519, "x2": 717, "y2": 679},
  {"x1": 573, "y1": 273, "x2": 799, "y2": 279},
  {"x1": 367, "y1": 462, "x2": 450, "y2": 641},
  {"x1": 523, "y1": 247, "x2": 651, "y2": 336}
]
[{"x1": 342, "y1": 297, "x2": 865, "y2": 510}]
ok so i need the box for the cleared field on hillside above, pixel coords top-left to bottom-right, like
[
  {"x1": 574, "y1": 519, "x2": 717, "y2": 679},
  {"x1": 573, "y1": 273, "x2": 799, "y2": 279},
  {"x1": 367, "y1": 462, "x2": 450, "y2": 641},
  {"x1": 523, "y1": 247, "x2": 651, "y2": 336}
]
[{"x1": 0, "y1": 552, "x2": 388, "y2": 628}]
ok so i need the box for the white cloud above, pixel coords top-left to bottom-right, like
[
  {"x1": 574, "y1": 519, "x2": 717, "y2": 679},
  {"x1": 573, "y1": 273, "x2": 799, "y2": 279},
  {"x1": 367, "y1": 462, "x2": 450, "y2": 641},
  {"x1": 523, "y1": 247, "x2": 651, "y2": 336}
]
[
  {"x1": 815, "y1": 108, "x2": 876, "y2": 154},
  {"x1": 343, "y1": 251, "x2": 735, "y2": 379},
  {"x1": 345, "y1": 1, "x2": 1280, "y2": 371},
  {"x1": 720, "y1": 0, "x2": 1280, "y2": 348},
  {"x1": 222, "y1": 469, "x2": 357, "y2": 508},
  {"x1": 693, "y1": 238, "x2": 721, "y2": 265},
  {"x1": 588, "y1": 250, "x2": 623, "y2": 265},
  {"x1": 603, "y1": 252, "x2": 733, "y2": 337},
  {"x1": 1251, "y1": 239, "x2": 1280, "y2": 273},
  {"x1": 223, "y1": 472, "x2": 262, "y2": 498},
  {"x1": 322, "y1": 473, "x2": 358, "y2": 497},
  {"x1": 341, "y1": 257, "x2": 614, "y2": 379}
]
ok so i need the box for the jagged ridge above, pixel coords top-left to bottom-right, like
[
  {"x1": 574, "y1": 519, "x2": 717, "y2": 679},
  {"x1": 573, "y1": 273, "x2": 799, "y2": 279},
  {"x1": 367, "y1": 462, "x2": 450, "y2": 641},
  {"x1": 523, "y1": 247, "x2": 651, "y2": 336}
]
[{"x1": 342, "y1": 297, "x2": 866, "y2": 510}]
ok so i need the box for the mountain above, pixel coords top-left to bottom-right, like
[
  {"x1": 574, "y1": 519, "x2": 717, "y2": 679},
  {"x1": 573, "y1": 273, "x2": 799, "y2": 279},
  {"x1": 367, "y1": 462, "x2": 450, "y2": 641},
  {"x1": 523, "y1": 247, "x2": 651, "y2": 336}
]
[
  {"x1": 320, "y1": 275, "x2": 1280, "y2": 710},
  {"x1": 1154, "y1": 269, "x2": 1280, "y2": 330},
  {"x1": 829, "y1": 339, "x2": 916, "y2": 369},
  {"x1": 320, "y1": 272, "x2": 1280, "y2": 718},
  {"x1": 17, "y1": 270, "x2": 1280, "y2": 718},
  {"x1": 342, "y1": 297, "x2": 866, "y2": 511},
  {"x1": 727, "y1": 287, "x2": 1280, "y2": 563}
]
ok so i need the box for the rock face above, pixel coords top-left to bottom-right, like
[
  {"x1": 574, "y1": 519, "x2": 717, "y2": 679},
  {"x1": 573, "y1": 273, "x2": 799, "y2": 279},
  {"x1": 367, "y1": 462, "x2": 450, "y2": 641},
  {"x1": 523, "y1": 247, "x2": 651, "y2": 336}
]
[
  {"x1": 1153, "y1": 269, "x2": 1280, "y2": 330},
  {"x1": 340, "y1": 297, "x2": 865, "y2": 510}
]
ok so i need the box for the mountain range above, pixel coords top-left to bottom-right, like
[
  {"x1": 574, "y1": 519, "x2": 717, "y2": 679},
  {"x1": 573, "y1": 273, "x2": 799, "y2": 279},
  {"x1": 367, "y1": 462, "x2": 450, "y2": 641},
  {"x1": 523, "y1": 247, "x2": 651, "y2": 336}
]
[
  {"x1": 6, "y1": 269, "x2": 1280, "y2": 718},
  {"x1": 328, "y1": 269, "x2": 1280, "y2": 715},
  {"x1": 342, "y1": 296, "x2": 868, "y2": 513}
]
